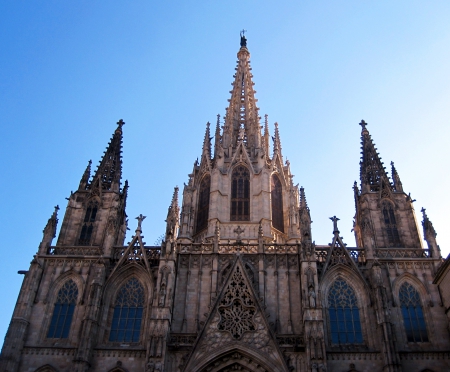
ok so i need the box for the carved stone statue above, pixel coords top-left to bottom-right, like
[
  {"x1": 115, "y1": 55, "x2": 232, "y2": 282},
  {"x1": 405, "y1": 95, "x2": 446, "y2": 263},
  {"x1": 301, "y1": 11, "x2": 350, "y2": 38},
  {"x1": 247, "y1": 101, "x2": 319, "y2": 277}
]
[{"x1": 308, "y1": 285, "x2": 316, "y2": 308}]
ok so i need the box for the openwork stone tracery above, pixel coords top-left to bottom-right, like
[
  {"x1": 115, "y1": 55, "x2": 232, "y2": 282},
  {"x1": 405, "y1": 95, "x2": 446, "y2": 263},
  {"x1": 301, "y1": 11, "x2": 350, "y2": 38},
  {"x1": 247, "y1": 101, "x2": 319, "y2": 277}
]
[{"x1": 218, "y1": 266, "x2": 256, "y2": 339}]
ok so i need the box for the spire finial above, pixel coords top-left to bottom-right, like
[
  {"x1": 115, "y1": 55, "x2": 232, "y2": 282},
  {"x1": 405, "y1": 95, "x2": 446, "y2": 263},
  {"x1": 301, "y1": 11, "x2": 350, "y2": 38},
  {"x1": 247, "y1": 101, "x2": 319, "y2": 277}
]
[
  {"x1": 390, "y1": 161, "x2": 403, "y2": 192},
  {"x1": 240, "y1": 29, "x2": 247, "y2": 47},
  {"x1": 330, "y1": 216, "x2": 340, "y2": 234},
  {"x1": 359, "y1": 120, "x2": 367, "y2": 131},
  {"x1": 135, "y1": 214, "x2": 146, "y2": 232},
  {"x1": 79, "y1": 159, "x2": 92, "y2": 190}
]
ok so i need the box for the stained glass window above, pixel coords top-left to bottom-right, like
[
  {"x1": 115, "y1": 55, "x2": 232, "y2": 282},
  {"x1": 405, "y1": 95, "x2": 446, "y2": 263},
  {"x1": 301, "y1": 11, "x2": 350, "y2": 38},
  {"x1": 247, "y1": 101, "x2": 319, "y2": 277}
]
[
  {"x1": 328, "y1": 279, "x2": 363, "y2": 344},
  {"x1": 196, "y1": 175, "x2": 210, "y2": 233},
  {"x1": 47, "y1": 279, "x2": 78, "y2": 338},
  {"x1": 382, "y1": 203, "x2": 401, "y2": 247},
  {"x1": 399, "y1": 282, "x2": 428, "y2": 342},
  {"x1": 78, "y1": 201, "x2": 98, "y2": 245},
  {"x1": 109, "y1": 277, "x2": 145, "y2": 343},
  {"x1": 231, "y1": 166, "x2": 250, "y2": 221},
  {"x1": 271, "y1": 175, "x2": 284, "y2": 232}
]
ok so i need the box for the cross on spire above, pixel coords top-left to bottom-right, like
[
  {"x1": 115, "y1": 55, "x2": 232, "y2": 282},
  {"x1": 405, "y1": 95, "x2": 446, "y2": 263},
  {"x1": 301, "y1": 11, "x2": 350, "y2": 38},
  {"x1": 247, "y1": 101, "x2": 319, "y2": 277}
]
[
  {"x1": 136, "y1": 214, "x2": 146, "y2": 232},
  {"x1": 117, "y1": 119, "x2": 125, "y2": 128},
  {"x1": 359, "y1": 120, "x2": 367, "y2": 130},
  {"x1": 330, "y1": 216, "x2": 340, "y2": 234}
]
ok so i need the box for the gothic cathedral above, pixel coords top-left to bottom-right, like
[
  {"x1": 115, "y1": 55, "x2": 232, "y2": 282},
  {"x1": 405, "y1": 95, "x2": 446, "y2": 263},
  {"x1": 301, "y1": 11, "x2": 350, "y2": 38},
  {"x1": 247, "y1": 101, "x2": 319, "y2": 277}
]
[{"x1": 1, "y1": 35, "x2": 450, "y2": 372}]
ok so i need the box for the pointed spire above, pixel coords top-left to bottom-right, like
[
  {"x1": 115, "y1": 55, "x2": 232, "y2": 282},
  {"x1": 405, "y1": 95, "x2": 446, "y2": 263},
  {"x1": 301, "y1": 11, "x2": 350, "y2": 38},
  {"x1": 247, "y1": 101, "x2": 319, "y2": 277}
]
[
  {"x1": 300, "y1": 186, "x2": 309, "y2": 211},
  {"x1": 358, "y1": 120, "x2": 390, "y2": 193},
  {"x1": 421, "y1": 208, "x2": 437, "y2": 239},
  {"x1": 264, "y1": 114, "x2": 270, "y2": 157},
  {"x1": 40, "y1": 205, "x2": 59, "y2": 253},
  {"x1": 78, "y1": 160, "x2": 92, "y2": 190},
  {"x1": 166, "y1": 186, "x2": 180, "y2": 238},
  {"x1": 222, "y1": 33, "x2": 261, "y2": 150},
  {"x1": 390, "y1": 161, "x2": 403, "y2": 192},
  {"x1": 92, "y1": 119, "x2": 124, "y2": 192},
  {"x1": 273, "y1": 122, "x2": 282, "y2": 157},
  {"x1": 421, "y1": 207, "x2": 440, "y2": 258},
  {"x1": 214, "y1": 114, "x2": 221, "y2": 157},
  {"x1": 202, "y1": 121, "x2": 212, "y2": 158}
]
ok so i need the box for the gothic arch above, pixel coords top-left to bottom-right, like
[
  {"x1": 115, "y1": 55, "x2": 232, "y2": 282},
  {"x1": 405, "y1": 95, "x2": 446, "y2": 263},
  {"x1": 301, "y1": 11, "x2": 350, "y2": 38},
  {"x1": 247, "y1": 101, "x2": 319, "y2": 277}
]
[
  {"x1": 39, "y1": 271, "x2": 83, "y2": 343},
  {"x1": 392, "y1": 273, "x2": 430, "y2": 306},
  {"x1": 46, "y1": 269, "x2": 84, "y2": 305},
  {"x1": 320, "y1": 267, "x2": 375, "y2": 348},
  {"x1": 34, "y1": 364, "x2": 59, "y2": 372},
  {"x1": 392, "y1": 274, "x2": 433, "y2": 344},
  {"x1": 230, "y1": 164, "x2": 251, "y2": 222},
  {"x1": 196, "y1": 173, "x2": 211, "y2": 234},
  {"x1": 191, "y1": 346, "x2": 288, "y2": 372},
  {"x1": 271, "y1": 173, "x2": 284, "y2": 233},
  {"x1": 99, "y1": 266, "x2": 153, "y2": 345}
]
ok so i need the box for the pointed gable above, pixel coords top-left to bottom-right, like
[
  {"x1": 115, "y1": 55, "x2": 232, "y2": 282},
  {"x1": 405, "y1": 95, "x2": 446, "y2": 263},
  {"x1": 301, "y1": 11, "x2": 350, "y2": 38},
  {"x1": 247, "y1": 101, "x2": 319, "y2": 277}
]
[{"x1": 183, "y1": 258, "x2": 288, "y2": 372}]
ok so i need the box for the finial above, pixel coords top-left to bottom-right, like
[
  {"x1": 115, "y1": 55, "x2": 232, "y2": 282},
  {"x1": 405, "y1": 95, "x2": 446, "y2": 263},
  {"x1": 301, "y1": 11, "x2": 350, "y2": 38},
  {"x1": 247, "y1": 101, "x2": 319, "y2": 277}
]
[
  {"x1": 136, "y1": 214, "x2": 146, "y2": 232},
  {"x1": 421, "y1": 207, "x2": 427, "y2": 219},
  {"x1": 240, "y1": 29, "x2": 247, "y2": 47},
  {"x1": 359, "y1": 120, "x2": 367, "y2": 131},
  {"x1": 117, "y1": 119, "x2": 125, "y2": 128},
  {"x1": 53, "y1": 205, "x2": 60, "y2": 216},
  {"x1": 330, "y1": 216, "x2": 340, "y2": 234}
]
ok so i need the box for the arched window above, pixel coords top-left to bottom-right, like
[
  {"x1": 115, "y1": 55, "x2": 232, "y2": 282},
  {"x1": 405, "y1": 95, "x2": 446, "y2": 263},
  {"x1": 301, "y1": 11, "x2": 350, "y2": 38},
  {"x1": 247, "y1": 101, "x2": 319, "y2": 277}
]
[
  {"x1": 78, "y1": 200, "x2": 98, "y2": 245},
  {"x1": 271, "y1": 175, "x2": 284, "y2": 232},
  {"x1": 196, "y1": 175, "x2": 210, "y2": 233},
  {"x1": 382, "y1": 202, "x2": 401, "y2": 247},
  {"x1": 109, "y1": 277, "x2": 145, "y2": 343},
  {"x1": 231, "y1": 166, "x2": 250, "y2": 221},
  {"x1": 399, "y1": 282, "x2": 428, "y2": 342},
  {"x1": 47, "y1": 279, "x2": 78, "y2": 338},
  {"x1": 328, "y1": 279, "x2": 363, "y2": 344}
]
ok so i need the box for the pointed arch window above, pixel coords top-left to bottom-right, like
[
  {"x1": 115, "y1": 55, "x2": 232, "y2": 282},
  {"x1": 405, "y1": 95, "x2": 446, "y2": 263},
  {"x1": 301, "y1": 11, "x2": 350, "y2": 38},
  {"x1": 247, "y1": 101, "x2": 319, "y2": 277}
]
[
  {"x1": 109, "y1": 277, "x2": 145, "y2": 343},
  {"x1": 328, "y1": 279, "x2": 363, "y2": 344},
  {"x1": 231, "y1": 166, "x2": 250, "y2": 221},
  {"x1": 78, "y1": 200, "x2": 98, "y2": 245},
  {"x1": 271, "y1": 175, "x2": 284, "y2": 232},
  {"x1": 382, "y1": 202, "x2": 401, "y2": 247},
  {"x1": 47, "y1": 279, "x2": 78, "y2": 338},
  {"x1": 196, "y1": 174, "x2": 210, "y2": 233},
  {"x1": 399, "y1": 282, "x2": 428, "y2": 342}
]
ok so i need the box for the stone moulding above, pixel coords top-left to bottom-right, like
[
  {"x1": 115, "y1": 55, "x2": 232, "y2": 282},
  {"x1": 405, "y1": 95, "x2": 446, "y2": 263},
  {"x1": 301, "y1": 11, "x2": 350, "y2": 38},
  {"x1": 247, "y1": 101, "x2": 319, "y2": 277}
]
[
  {"x1": 326, "y1": 352, "x2": 382, "y2": 361},
  {"x1": 22, "y1": 347, "x2": 76, "y2": 356},
  {"x1": 399, "y1": 352, "x2": 450, "y2": 360}
]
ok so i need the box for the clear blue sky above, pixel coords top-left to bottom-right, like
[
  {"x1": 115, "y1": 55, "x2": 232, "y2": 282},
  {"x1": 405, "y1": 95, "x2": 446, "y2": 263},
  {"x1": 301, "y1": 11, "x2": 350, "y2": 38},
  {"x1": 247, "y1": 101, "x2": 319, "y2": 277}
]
[{"x1": 1, "y1": 1, "x2": 450, "y2": 346}]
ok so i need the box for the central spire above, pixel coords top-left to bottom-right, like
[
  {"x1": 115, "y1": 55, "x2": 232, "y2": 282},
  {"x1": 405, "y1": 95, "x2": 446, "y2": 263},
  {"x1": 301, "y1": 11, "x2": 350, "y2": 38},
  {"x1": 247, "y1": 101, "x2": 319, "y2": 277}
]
[{"x1": 222, "y1": 32, "x2": 261, "y2": 150}]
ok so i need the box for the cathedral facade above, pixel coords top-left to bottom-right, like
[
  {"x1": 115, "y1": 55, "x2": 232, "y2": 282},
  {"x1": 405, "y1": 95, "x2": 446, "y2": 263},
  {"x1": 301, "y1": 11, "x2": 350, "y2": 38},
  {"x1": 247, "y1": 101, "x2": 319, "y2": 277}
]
[{"x1": 1, "y1": 35, "x2": 450, "y2": 372}]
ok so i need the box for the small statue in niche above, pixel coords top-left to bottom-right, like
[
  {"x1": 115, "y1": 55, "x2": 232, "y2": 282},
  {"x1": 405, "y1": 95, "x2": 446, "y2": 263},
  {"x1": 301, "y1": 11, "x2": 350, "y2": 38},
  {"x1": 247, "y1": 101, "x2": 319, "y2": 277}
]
[
  {"x1": 308, "y1": 285, "x2": 316, "y2": 308},
  {"x1": 158, "y1": 283, "x2": 166, "y2": 307},
  {"x1": 146, "y1": 361, "x2": 155, "y2": 372}
]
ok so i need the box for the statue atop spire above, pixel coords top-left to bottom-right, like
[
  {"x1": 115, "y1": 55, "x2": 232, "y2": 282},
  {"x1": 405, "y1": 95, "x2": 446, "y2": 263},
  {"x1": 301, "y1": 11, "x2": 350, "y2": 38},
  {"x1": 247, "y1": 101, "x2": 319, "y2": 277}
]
[{"x1": 240, "y1": 29, "x2": 247, "y2": 47}]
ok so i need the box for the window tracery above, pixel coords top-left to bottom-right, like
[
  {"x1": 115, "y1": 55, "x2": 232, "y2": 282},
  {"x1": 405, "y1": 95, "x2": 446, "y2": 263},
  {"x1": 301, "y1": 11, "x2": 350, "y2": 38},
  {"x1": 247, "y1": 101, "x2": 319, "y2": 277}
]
[
  {"x1": 328, "y1": 279, "x2": 363, "y2": 344},
  {"x1": 399, "y1": 282, "x2": 428, "y2": 342},
  {"x1": 78, "y1": 200, "x2": 98, "y2": 245},
  {"x1": 271, "y1": 174, "x2": 284, "y2": 232},
  {"x1": 382, "y1": 202, "x2": 401, "y2": 247},
  {"x1": 196, "y1": 174, "x2": 210, "y2": 233},
  {"x1": 109, "y1": 277, "x2": 145, "y2": 343},
  {"x1": 217, "y1": 266, "x2": 256, "y2": 339},
  {"x1": 47, "y1": 279, "x2": 78, "y2": 338},
  {"x1": 231, "y1": 166, "x2": 250, "y2": 221}
]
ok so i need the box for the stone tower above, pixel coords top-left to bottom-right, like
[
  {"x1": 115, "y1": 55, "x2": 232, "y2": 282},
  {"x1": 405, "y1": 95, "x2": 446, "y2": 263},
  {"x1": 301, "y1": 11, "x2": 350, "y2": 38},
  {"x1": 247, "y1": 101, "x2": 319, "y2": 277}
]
[{"x1": 1, "y1": 34, "x2": 450, "y2": 372}]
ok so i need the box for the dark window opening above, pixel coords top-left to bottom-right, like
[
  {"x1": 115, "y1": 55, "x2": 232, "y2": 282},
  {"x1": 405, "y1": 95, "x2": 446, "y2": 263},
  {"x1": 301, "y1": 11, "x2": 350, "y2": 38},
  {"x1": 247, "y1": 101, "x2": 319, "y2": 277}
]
[
  {"x1": 271, "y1": 175, "x2": 284, "y2": 232},
  {"x1": 328, "y1": 279, "x2": 363, "y2": 344},
  {"x1": 382, "y1": 203, "x2": 402, "y2": 247},
  {"x1": 196, "y1": 175, "x2": 211, "y2": 233},
  {"x1": 399, "y1": 283, "x2": 428, "y2": 342},
  {"x1": 231, "y1": 166, "x2": 250, "y2": 221},
  {"x1": 78, "y1": 201, "x2": 98, "y2": 245},
  {"x1": 109, "y1": 277, "x2": 145, "y2": 343},
  {"x1": 47, "y1": 279, "x2": 78, "y2": 338}
]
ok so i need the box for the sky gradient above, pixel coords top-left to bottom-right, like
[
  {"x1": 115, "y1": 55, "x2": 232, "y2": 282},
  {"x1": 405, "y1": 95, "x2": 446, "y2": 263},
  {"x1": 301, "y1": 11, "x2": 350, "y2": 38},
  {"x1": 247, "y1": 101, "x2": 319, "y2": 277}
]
[{"x1": 1, "y1": 1, "x2": 450, "y2": 346}]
